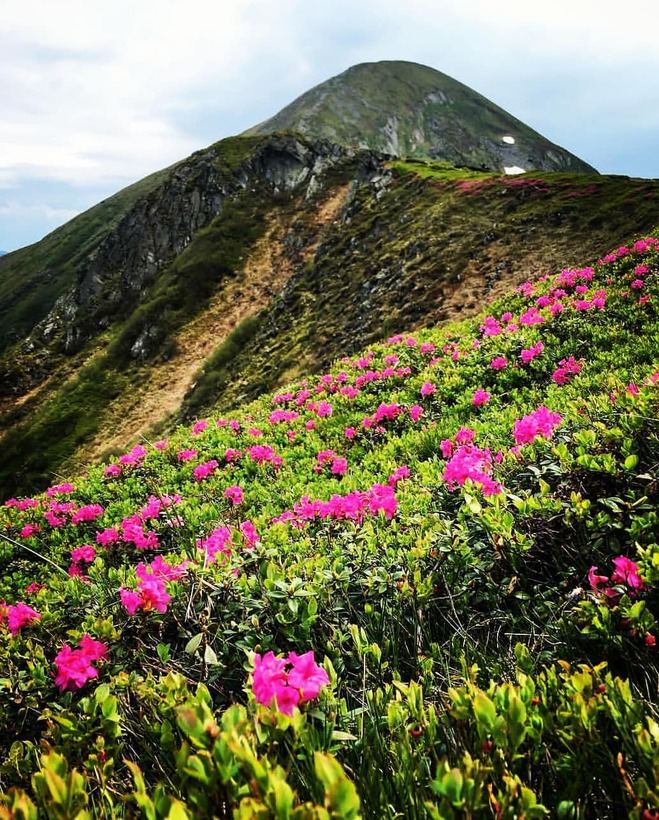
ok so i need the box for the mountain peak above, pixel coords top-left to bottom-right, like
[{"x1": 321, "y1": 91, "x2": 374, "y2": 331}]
[{"x1": 244, "y1": 60, "x2": 595, "y2": 174}]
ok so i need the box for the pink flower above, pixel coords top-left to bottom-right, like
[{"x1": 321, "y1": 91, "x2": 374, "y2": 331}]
[
  {"x1": 193, "y1": 459, "x2": 218, "y2": 482},
  {"x1": 331, "y1": 458, "x2": 348, "y2": 475},
  {"x1": 154, "y1": 439, "x2": 169, "y2": 450},
  {"x1": 224, "y1": 485, "x2": 244, "y2": 505},
  {"x1": 440, "y1": 439, "x2": 453, "y2": 458},
  {"x1": 611, "y1": 556, "x2": 644, "y2": 591},
  {"x1": 344, "y1": 427, "x2": 357, "y2": 440},
  {"x1": 420, "y1": 382, "x2": 436, "y2": 397},
  {"x1": 520, "y1": 342, "x2": 544, "y2": 364},
  {"x1": 71, "y1": 545, "x2": 96, "y2": 563},
  {"x1": 588, "y1": 566, "x2": 609, "y2": 592},
  {"x1": 5, "y1": 602, "x2": 41, "y2": 635},
  {"x1": 252, "y1": 650, "x2": 329, "y2": 715},
  {"x1": 472, "y1": 389, "x2": 491, "y2": 406},
  {"x1": 409, "y1": 405, "x2": 423, "y2": 422},
  {"x1": 240, "y1": 520, "x2": 260, "y2": 549},
  {"x1": 287, "y1": 651, "x2": 330, "y2": 700},
  {"x1": 54, "y1": 635, "x2": 107, "y2": 691},
  {"x1": 455, "y1": 427, "x2": 476, "y2": 445},
  {"x1": 388, "y1": 465, "x2": 411, "y2": 485},
  {"x1": 104, "y1": 464, "x2": 122, "y2": 478},
  {"x1": 177, "y1": 449, "x2": 198, "y2": 462},
  {"x1": 20, "y1": 524, "x2": 40, "y2": 538},
  {"x1": 96, "y1": 527, "x2": 120, "y2": 547},
  {"x1": 442, "y1": 445, "x2": 502, "y2": 496},
  {"x1": 192, "y1": 419, "x2": 208, "y2": 436},
  {"x1": 513, "y1": 407, "x2": 562, "y2": 445},
  {"x1": 121, "y1": 577, "x2": 171, "y2": 615},
  {"x1": 252, "y1": 651, "x2": 289, "y2": 709},
  {"x1": 490, "y1": 356, "x2": 508, "y2": 371},
  {"x1": 71, "y1": 504, "x2": 104, "y2": 524},
  {"x1": 119, "y1": 588, "x2": 141, "y2": 615}
]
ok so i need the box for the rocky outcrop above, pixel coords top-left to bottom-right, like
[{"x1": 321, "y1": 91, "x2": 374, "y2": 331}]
[{"x1": 28, "y1": 135, "x2": 385, "y2": 355}]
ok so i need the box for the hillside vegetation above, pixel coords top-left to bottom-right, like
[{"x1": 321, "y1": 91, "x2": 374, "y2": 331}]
[
  {"x1": 2, "y1": 143, "x2": 659, "y2": 501},
  {"x1": 1, "y1": 234, "x2": 659, "y2": 817}
]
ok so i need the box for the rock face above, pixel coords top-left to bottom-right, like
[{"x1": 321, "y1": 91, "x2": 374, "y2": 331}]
[
  {"x1": 27, "y1": 135, "x2": 381, "y2": 355},
  {"x1": 244, "y1": 60, "x2": 597, "y2": 174}
]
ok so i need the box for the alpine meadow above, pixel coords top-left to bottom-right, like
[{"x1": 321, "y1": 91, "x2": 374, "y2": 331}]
[{"x1": 1, "y1": 61, "x2": 659, "y2": 819}]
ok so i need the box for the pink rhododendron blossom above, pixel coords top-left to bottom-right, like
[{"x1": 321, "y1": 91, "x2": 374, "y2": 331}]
[
  {"x1": 240, "y1": 520, "x2": 260, "y2": 548},
  {"x1": 588, "y1": 566, "x2": 609, "y2": 592},
  {"x1": 252, "y1": 650, "x2": 329, "y2": 715},
  {"x1": 2, "y1": 602, "x2": 41, "y2": 635},
  {"x1": 611, "y1": 556, "x2": 645, "y2": 591},
  {"x1": 331, "y1": 457, "x2": 348, "y2": 475},
  {"x1": 71, "y1": 545, "x2": 96, "y2": 563},
  {"x1": 224, "y1": 485, "x2": 244, "y2": 505},
  {"x1": 420, "y1": 382, "x2": 436, "y2": 397},
  {"x1": 193, "y1": 460, "x2": 218, "y2": 482},
  {"x1": 455, "y1": 427, "x2": 476, "y2": 445},
  {"x1": 136, "y1": 556, "x2": 187, "y2": 582},
  {"x1": 442, "y1": 445, "x2": 502, "y2": 496},
  {"x1": 104, "y1": 464, "x2": 122, "y2": 478},
  {"x1": 480, "y1": 316, "x2": 502, "y2": 337},
  {"x1": 177, "y1": 449, "x2": 197, "y2": 462},
  {"x1": 154, "y1": 439, "x2": 168, "y2": 450},
  {"x1": 247, "y1": 444, "x2": 282, "y2": 467},
  {"x1": 192, "y1": 419, "x2": 207, "y2": 436},
  {"x1": 409, "y1": 405, "x2": 424, "y2": 422},
  {"x1": 119, "y1": 444, "x2": 147, "y2": 467},
  {"x1": 472, "y1": 389, "x2": 491, "y2": 406},
  {"x1": 71, "y1": 504, "x2": 104, "y2": 525},
  {"x1": 46, "y1": 483, "x2": 75, "y2": 497},
  {"x1": 513, "y1": 407, "x2": 562, "y2": 445},
  {"x1": 197, "y1": 526, "x2": 233, "y2": 564},
  {"x1": 552, "y1": 356, "x2": 583, "y2": 386},
  {"x1": 388, "y1": 465, "x2": 411, "y2": 485},
  {"x1": 490, "y1": 356, "x2": 508, "y2": 371},
  {"x1": 54, "y1": 635, "x2": 107, "y2": 691},
  {"x1": 121, "y1": 576, "x2": 171, "y2": 615},
  {"x1": 96, "y1": 527, "x2": 120, "y2": 547},
  {"x1": 20, "y1": 524, "x2": 40, "y2": 538},
  {"x1": 440, "y1": 439, "x2": 453, "y2": 458},
  {"x1": 25, "y1": 582, "x2": 44, "y2": 595},
  {"x1": 520, "y1": 342, "x2": 544, "y2": 364},
  {"x1": 344, "y1": 427, "x2": 357, "y2": 440}
]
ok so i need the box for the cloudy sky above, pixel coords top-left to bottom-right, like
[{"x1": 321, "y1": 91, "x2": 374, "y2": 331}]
[{"x1": 1, "y1": 0, "x2": 658, "y2": 251}]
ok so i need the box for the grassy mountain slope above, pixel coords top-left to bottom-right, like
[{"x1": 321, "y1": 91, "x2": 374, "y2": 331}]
[
  {"x1": 0, "y1": 167, "x2": 171, "y2": 357},
  {"x1": 1, "y1": 234, "x2": 659, "y2": 816},
  {"x1": 245, "y1": 61, "x2": 596, "y2": 173},
  {"x1": 2, "y1": 145, "x2": 659, "y2": 501}
]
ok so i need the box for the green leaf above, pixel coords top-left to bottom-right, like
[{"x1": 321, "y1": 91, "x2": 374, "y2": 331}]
[
  {"x1": 185, "y1": 634, "x2": 203, "y2": 654},
  {"x1": 204, "y1": 644, "x2": 219, "y2": 665}
]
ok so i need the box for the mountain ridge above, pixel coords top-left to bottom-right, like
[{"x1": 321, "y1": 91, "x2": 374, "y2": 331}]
[
  {"x1": 244, "y1": 60, "x2": 596, "y2": 174},
  {"x1": 0, "y1": 63, "x2": 652, "y2": 496}
]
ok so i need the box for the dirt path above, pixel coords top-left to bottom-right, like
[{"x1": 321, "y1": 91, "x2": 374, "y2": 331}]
[{"x1": 78, "y1": 184, "x2": 352, "y2": 463}]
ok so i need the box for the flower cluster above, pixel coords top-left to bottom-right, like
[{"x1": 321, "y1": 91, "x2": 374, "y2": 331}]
[
  {"x1": 119, "y1": 557, "x2": 184, "y2": 616},
  {"x1": 273, "y1": 483, "x2": 398, "y2": 526},
  {"x1": 442, "y1": 445, "x2": 502, "y2": 496},
  {"x1": 252, "y1": 650, "x2": 329, "y2": 715},
  {"x1": 513, "y1": 407, "x2": 562, "y2": 445},
  {"x1": 552, "y1": 356, "x2": 584, "y2": 386},
  {"x1": 588, "y1": 556, "x2": 645, "y2": 598},
  {"x1": 54, "y1": 635, "x2": 107, "y2": 691},
  {"x1": 0, "y1": 601, "x2": 41, "y2": 636}
]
